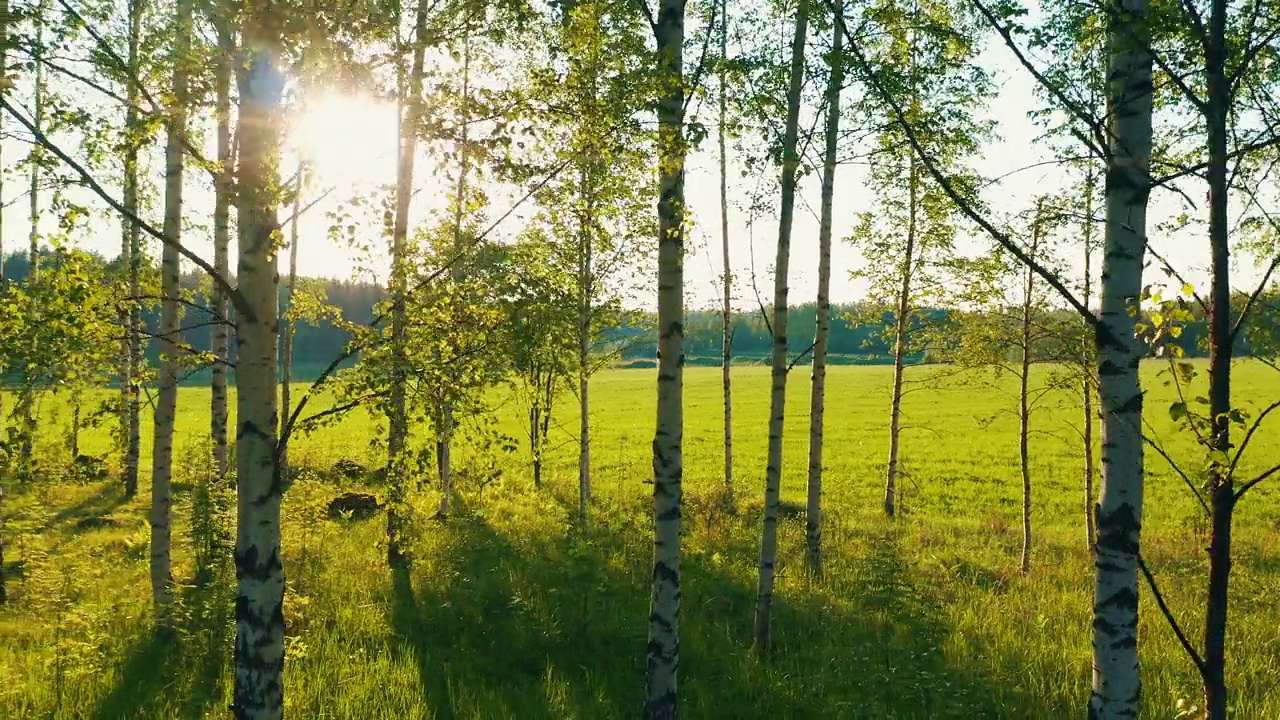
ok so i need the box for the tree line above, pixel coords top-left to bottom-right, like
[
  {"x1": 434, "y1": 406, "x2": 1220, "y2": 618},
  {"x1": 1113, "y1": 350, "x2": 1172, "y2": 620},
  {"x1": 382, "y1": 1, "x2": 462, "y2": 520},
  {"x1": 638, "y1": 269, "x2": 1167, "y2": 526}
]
[{"x1": 0, "y1": 250, "x2": 1243, "y2": 380}]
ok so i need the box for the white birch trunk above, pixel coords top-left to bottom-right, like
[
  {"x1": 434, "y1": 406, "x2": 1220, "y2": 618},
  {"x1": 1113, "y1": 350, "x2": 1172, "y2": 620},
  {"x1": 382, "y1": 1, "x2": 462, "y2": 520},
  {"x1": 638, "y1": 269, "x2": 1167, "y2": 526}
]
[
  {"x1": 717, "y1": 0, "x2": 733, "y2": 496},
  {"x1": 806, "y1": 0, "x2": 842, "y2": 578},
  {"x1": 119, "y1": 0, "x2": 143, "y2": 497},
  {"x1": 279, "y1": 169, "x2": 302, "y2": 487},
  {"x1": 122, "y1": 0, "x2": 144, "y2": 498},
  {"x1": 210, "y1": 16, "x2": 233, "y2": 484},
  {"x1": 645, "y1": 0, "x2": 684, "y2": 714},
  {"x1": 1081, "y1": 165, "x2": 1097, "y2": 550},
  {"x1": 578, "y1": 166, "x2": 592, "y2": 522},
  {"x1": 884, "y1": 155, "x2": 918, "y2": 518},
  {"x1": 19, "y1": 0, "x2": 44, "y2": 476},
  {"x1": 387, "y1": 1, "x2": 429, "y2": 561},
  {"x1": 0, "y1": 0, "x2": 7, "y2": 606},
  {"x1": 1018, "y1": 214, "x2": 1041, "y2": 576},
  {"x1": 149, "y1": 0, "x2": 191, "y2": 620},
  {"x1": 231, "y1": 42, "x2": 286, "y2": 720},
  {"x1": 754, "y1": 0, "x2": 807, "y2": 651},
  {"x1": 439, "y1": 22, "x2": 474, "y2": 519},
  {"x1": 1089, "y1": 1, "x2": 1153, "y2": 714}
]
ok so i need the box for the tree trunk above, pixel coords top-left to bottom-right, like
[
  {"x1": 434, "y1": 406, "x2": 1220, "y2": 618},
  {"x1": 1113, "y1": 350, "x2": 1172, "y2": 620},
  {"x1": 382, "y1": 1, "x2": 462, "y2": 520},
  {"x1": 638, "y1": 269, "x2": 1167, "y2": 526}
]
[
  {"x1": 1082, "y1": 164, "x2": 1097, "y2": 550},
  {"x1": 279, "y1": 169, "x2": 302, "y2": 487},
  {"x1": 70, "y1": 398, "x2": 81, "y2": 459},
  {"x1": 210, "y1": 16, "x2": 233, "y2": 484},
  {"x1": 717, "y1": 0, "x2": 733, "y2": 496},
  {"x1": 439, "y1": 21, "x2": 474, "y2": 520},
  {"x1": 1019, "y1": 215, "x2": 1040, "y2": 576},
  {"x1": 806, "y1": 0, "x2": 842, "y2": 579},
  {"x1": 387, "y1": 0, "x2": 429, "y2": 564},
  {"x1": 150, "y1": 0, "x2": 192, "y2": 622},
  {"x1": 578, "y1": 162, "x2": 592, "y2": 523},
  {"x1": 1089, "y1": 0, "x2": 1153, "y2": 714},
  {"x1": 20, "y1": 0, "x2": 45, "y2": 478},
  {"x1": 530, "y1": 399, "x2": 543, "y2": 488},
  {"x1": 120, "y1": 0, "x2": 144, "y2": 498},
  {"x1": 0, "y1": 0, "x2": 7, "y2": 605},
  {"x1": 754, "y1": 0, "x2": 807, "y2": 653},
  {"x1": 884, "y1": 155, "x2": 918, "y2": 517},
  {"x1": 231, "y1": 43, "x2": 286, "y2": 720},
  {"x1": 645, "y1": 0, "x2": 684, "y2": 714},
  {"x1": 1201, "y1": 2, "x2": 1231, "y2": 716}
]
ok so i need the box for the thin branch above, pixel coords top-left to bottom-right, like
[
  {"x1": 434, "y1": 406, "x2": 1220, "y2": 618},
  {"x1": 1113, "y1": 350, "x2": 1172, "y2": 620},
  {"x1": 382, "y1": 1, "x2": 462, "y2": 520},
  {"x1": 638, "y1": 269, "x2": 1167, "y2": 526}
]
[
  {"x1": 53, "y1": 0, "x2": 220, "y2": 176},
  {"x1": 969, "y1": 0, "x2": 1107, "y2": 158},
  {"x1": 1146, "y1": 243, "x2": 1208, "y2": 315},
  {"x1": 1230, "y1": 189, "x2": 1280, "y2": 344},
  {"x1": 1235, "y1": 463, "x2": 1280, "y2": 501},
  {"x1": 833, "y1": 8, "x2": 1096, "y2": 325},
  {"x1": 280, "y1": 185, "x2": 336, "y2": 226},
  {"x1": 294, "y1": 393, "x2": 381, "y2": 433},
  {"x1": 681, "y1": 0, "x2": 718, "y2": 117},
  {"x1": 120, "y1": 295, "x2": 232, "y2": 326},
  {"x1": 1142, "y1": 431, "x2": 1211, "y2": 515},
  {"x1": 1229, "y1": 398, "x2": 1280, "y2": 478},
  {"x1": 0, "y1": 97, "x2": 247, "y2": 318},
  {"x1": 1137, "y1": 553, "x2": 1207, "y2": 676},
  {"x1": 786, "y1": 340, "x2": 816, "y2": 373}
]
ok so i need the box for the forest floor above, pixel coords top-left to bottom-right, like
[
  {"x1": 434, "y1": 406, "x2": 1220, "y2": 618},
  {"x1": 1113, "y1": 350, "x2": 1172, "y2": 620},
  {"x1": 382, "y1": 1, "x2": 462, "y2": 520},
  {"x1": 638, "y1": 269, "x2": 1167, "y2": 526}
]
[{"x1": 2, "y1": 362, "x2": 1279, "y2": 718}]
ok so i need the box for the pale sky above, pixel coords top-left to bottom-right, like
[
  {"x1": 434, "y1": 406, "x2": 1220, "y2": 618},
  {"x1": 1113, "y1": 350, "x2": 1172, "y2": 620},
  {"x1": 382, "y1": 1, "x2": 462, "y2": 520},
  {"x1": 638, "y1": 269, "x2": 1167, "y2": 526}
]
[{"x1": 1, "y1": 15, "x2": 1269, "y2": 315}]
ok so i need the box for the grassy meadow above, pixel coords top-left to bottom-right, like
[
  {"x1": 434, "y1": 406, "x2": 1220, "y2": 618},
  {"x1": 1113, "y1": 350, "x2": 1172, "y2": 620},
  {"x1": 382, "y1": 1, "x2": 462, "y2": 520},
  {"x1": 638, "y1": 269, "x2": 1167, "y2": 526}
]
[{"x1": 2, "y1": 361, "x2": 1279, "y2": 718}]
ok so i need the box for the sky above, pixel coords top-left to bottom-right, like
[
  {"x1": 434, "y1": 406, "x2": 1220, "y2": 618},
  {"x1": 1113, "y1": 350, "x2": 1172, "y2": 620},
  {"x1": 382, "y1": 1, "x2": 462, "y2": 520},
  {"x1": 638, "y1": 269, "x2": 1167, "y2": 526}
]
[{"x1": 1, "y1": 12, "x2": 1269, "y2": 315}]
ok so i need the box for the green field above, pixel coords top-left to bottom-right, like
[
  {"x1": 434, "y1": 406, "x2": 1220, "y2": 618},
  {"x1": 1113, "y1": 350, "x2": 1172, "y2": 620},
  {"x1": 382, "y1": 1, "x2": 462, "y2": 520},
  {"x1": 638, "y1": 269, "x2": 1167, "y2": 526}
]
[{"x1": 3, "y1": 362, "x2": 1279, "y2": 718}]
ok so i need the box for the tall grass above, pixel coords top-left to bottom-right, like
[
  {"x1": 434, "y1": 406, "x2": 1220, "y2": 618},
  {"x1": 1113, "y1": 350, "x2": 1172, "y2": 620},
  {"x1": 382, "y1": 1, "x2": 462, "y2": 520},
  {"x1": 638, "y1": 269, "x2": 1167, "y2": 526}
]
[{"x1": 2, "y1": 361, "x2": 1278, "y2": 717}]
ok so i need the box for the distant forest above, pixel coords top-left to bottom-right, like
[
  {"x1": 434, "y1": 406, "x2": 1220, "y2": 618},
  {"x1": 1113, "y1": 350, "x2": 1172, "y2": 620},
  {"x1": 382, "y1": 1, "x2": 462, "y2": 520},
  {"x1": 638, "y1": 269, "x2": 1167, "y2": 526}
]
[{"x1": 2, "y1": 252, "x2": 1223, "y2": 381}]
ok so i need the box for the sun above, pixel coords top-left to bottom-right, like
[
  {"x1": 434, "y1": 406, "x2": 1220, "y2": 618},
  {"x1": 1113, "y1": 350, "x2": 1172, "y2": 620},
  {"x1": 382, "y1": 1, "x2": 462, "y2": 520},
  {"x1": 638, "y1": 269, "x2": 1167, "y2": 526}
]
[{"x1": 290, "y1": 91, "x2": 400, "y2": 190}]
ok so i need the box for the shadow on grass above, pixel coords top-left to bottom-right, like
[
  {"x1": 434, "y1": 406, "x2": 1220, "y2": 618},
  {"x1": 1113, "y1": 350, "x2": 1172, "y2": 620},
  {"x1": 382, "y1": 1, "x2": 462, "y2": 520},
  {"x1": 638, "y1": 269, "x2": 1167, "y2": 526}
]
[
  {"x1": 90, "y1": 568, "x2": 233, "y2": 720},
  {"x1": 384, "y1": 501, "x2": 1049, "y2": 719},
  {"x1": 39, "y1": 481, "x2": 130, "y2": 534}
]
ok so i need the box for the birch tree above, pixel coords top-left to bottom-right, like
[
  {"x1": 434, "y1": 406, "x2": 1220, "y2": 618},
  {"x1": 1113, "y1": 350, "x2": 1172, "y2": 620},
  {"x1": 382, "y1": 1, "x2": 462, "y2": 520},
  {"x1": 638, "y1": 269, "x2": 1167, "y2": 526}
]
[
  {"x1": 753, "y1": 0, "x2": 807, "y2": 652},
  {"x1": 0, "y1": 0, "x2": 6, "y2": 605},
  {"x1": 435, "y1": 11, "x2": 478, "y2": 520},
  {"x1": 149, "y1": 0, "x2": 193, "y2": 622},
  {"x1": 1079, "y1": 166, "x2": 1099, "y2": 550},
  {"x1": 279, "y1": 168, "x2": 303, "y2": 486},
  {"x1": 1021, "y1": 0, "x2": 1106, "y2": 552},
  {"x1": 645, "y1": 0, "x2": 685, "y2": 712},
  {"x1": 951, "y1": 199, "x2": 1072, "y2": 576},
  {"x1": 805, "y1": 0, "x2": 843, "y2": 578},
  {"x1": 1087, "y1": 2, "x2": 1152, "y2": 712},
  {"x1": 850, "y1": 0, "x2": 989, "y2": 518},
  {"x1": 210, "y1": 5, "x2": 234, "y2": 484},
  {"x1": 528, "y1": 0, "x2": 652, "y2": 520},
  {"x1": 716, "y1": 0, "x2": 733, "y2": 495},
  {"x1": 231, "y1": 36, "x2": 286, "y2": 720},
  {"x1": 845, "y1": 0, "x2": 1152, "y2": 709},
  {"x1": 386, "y1": 0, "x2": 428, "y2": 564},
  {"x1": 120, "y1": 0, "x2": 145, "y2": 498},
  {"x1": 16, "y1": 0, "x2": 45, "y2": 479}
]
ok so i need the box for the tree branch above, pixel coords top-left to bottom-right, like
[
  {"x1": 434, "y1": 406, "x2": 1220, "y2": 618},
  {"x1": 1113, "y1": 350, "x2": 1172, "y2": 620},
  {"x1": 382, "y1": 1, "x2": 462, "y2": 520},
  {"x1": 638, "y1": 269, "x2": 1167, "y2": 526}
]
[
  {"x1": 1229, "y1": 398, "x2": 1280, "y2": 478},
  {"x1": 833, "y1": 7, "x2": 1096, "y2": 325},
  {"x1": 1137, "y1": 553, "x2": 1207, "y2": 676},
  {"x1": 1141, "y1": 432, "x2": 1210, "y2": 515},
  {"x1": 0, "y1": 97, "x2": 248, "y2": 318},
  {"x1": 1235, "y1": 463, "x2": 1280, "y2": 501},
  {"x1": 786, "y1": 341, "x2": 816, "y2": 373}
]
